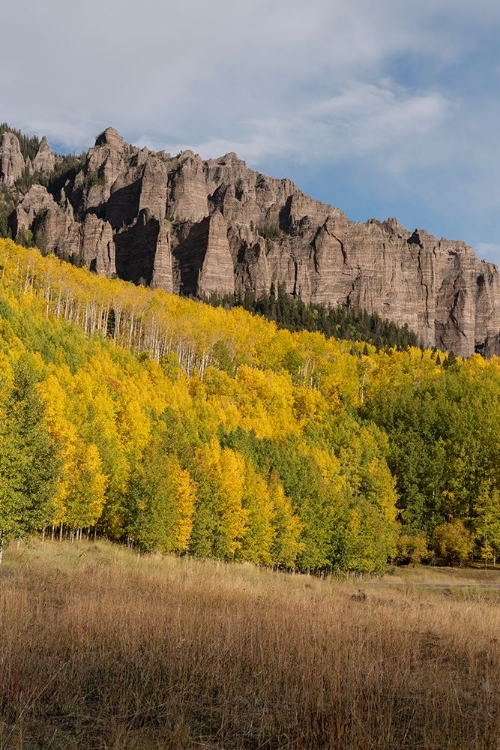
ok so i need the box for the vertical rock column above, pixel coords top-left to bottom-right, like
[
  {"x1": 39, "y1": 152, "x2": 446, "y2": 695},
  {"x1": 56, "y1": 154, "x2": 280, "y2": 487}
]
[
  {"x1": 0, "y1": 132, "x2": 25, "y2": 186},
  {"x1": 197, "y1": 211, "x2": 235, "y2": 297},
  {"x1": 151, "y1": 219, "x2": 174, "y2": 293}
]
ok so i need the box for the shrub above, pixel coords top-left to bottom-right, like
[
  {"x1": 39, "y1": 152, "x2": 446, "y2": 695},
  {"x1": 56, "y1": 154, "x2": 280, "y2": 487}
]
[{"x1": 432, "y1": 520, "x2": 473, "y2": 565}]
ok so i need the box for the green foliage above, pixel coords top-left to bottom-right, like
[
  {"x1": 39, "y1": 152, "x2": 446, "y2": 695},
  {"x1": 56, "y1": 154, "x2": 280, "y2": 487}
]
[
  {"x1": 16, "y1": 227, "x2": 35, "y2": 248},
  {"x1": 0, "y1": 355, "x2": 61, "y2": 541},
  {"x1": 206, "y1": 284, "x2": 419, "y2": 351},
  {"x1": 4, "y1": 305, "x2": 89, "y2": 372},
  {"x1": 46, "y1": 152, "x2": 86, "y2": 198},
  {"x1": 57, "y1": 250, "x2": 86, "y2": 267},
  {"x1": 0, "y1": 188, "x2": 14, "y2": 239},
  {"x1": 1, "y1": 239, "x2": 500, "y2": 572},
  {"x1": 83, "y1": 171, "x2": 106, "y2": 189},
  {"x1": 473, "y1": 487, "x2": 500, "y2": 562},
  {"x1": 126, "y1": 436, "x2": 179, "y2": 552},
  {"x1": 395, "y1": 532, "x2": 429, "y2": 565},
  {"x1": 362, "y1": 356, "x2": 500, "y2": 559},
  {"x1": 257, "y1": 224, "x2": 285, "y2": 240},
  {"x1": 14, "y1": 165, "x2": 40, "y2": 194},
  {"x1": 220, "y1": 421, "x2": 397, "y2": 573},
  {"x1": 212, "y1": 340, "x2": 235, "y2": 376},
  {"x1": 362, "y1": 384, "x2": 449, "y2": 534}
]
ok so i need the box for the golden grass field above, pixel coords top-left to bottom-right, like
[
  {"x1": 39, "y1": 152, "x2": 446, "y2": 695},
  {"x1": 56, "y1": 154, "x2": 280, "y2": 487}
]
[{"x1": 0, "y1": 541, "x2": 499, "y2": 749}]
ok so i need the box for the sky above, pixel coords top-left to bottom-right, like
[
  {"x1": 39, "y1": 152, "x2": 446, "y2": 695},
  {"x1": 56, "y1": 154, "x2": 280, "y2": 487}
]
[{"x1": 3, "y1": 0, "x2": 500, "y2": 265}]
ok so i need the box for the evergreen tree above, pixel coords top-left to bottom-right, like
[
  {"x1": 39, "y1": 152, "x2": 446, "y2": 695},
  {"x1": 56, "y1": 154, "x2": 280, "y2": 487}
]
[{"x1": 0, "y1": 356, "x2": 61, "y2": 559}]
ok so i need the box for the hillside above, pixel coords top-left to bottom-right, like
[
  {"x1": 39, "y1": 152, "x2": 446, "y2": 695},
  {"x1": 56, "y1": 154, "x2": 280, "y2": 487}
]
[
  {"x1": 1, "y1": 125, "x2": 500, "y2": 357},
  {"x1": 1, "y1": 238, "x2": 500, "y2": 571}
]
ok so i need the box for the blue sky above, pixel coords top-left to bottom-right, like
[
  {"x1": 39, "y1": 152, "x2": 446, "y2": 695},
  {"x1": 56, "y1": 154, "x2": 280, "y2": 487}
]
[{"x1": 3, "y1": 0, "x2": 500, "y2": 264}]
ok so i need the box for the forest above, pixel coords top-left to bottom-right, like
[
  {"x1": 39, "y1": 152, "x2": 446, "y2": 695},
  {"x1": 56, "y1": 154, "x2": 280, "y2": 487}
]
[
  {"x1": 205, "y1": 285, "x2": 420, "y2": 351},
  {"x1": 0, "y1": 238, "x2": 499, "y2": 572}
]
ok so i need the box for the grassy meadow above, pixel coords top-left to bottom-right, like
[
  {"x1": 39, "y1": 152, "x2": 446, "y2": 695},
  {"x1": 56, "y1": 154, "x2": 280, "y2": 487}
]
[{"x1": 0, "y1": 541, "x2": 499, "y2": 750}]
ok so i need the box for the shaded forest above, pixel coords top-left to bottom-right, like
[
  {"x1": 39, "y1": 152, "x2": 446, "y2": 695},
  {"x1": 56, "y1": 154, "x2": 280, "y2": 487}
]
[{"x1": 206, "y1": 285, "x2": 419, "y2": 351}]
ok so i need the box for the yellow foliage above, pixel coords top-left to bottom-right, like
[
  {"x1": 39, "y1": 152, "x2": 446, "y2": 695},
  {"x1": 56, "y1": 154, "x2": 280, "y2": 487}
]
[
  {"x1": 269, "y1": 482, "x2": 304, "y2": 568},
  {"x1": 171, "y1": 461, "x2": 196, "y2": 551},
  {"x1": 235, "y1": 365, "x2": 298, "y2": 439},
  {"x1": 240, "y1": 463, "x2": 276, "y2": 565}
]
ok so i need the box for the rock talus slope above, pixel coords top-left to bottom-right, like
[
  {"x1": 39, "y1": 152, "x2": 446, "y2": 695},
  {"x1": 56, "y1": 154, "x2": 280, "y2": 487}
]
[{"x1": 3, "y1": 126, "x2": 500, "y2": 357}]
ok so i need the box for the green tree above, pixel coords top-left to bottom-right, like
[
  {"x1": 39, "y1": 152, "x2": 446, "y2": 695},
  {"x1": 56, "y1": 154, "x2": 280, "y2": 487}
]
[
  {"x1": 0, "y1": 356, "x2": 61, "y2": 559},
  {"x1": 269, "y1": 477, "x2": 304, "y2": 568},
  {"x1": 395, "y1": 532, "x2": 429, "y2": 565},
  {"x1": 126, "y1": 438, "x2": 178, "y2": 553}
]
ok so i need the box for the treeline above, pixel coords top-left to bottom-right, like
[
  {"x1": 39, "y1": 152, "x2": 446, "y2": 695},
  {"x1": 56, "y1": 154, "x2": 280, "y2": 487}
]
[
  {"x1": 0, "y1": 123, "x2": 85, "y2": 213},
  {"x1": 45, "y1": 152, "x2": 86, "y2": 198},
  {"x1": 0, "y1": 187, "x2": 14, "y2": 240},
  {"x1": 15, "y1": 152, "x2": 87, "y2": 200},
  {"x1": 0, "y1": 239, "x2": 499, "y2": 570},
  {"x1": 206, "y1": 284, "x2": 419, "y2": 351},
  {"x1": 0, "y1": 123, "x2": 40, "y2": 161}
]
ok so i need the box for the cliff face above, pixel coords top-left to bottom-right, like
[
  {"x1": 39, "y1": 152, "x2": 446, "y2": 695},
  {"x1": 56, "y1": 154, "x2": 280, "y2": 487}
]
[
  {"x1": 2, "y1": 126, "x2": 500, "y2": 357},
  {"x1": 0, "y1": 132, "x2": 25, "y2": 186}
]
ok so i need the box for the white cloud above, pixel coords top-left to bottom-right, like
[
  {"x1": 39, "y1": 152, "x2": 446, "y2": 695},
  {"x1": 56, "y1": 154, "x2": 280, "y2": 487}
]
[
  {"x1": 306, "y1": 82, "x2": 451, "y2": 163},
  {"x1": 476, "y1": 243, "x2": 500, "y2": 266},
  {"x1": 3, "y1": 0, "x2": 500, "y2": 254},
  {"x1": 144, "y1": 80, "x2": 450, "y2": 169},
  {"x1": 0, "y1": 0, "x2": 473, "y2": 150}
]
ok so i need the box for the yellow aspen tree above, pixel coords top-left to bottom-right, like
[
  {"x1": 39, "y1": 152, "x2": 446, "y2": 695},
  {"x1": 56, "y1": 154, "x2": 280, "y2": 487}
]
[
  {"x1": 191, "y1": 439, "x2": 248, "y2": 559},
  {"x1": 171, "y1": 459, "x2": 197, "y2": 551},
  {"x1": 217, "y1": 446, "x2": 248, "y2": 556},
  {"x1": 202, "y1": 367, "x2": 241, "y2": 433},
  {"x1": 63, "y1": 441, "x2": 107, "y2": 530},
  {"x1": 39, "y1": 373, "x2": 107, "y2": 531},
  {"x1": 269, "y1": 479, "x2": 304, "y2": 568},
  {"x1": 69, "y1": 366, "x2": 129, "y2": 537},
  {"x1": 38, "y1": 373, "x2": 79, "y2": 526},
  {"x1": 234, "y1": 365, "x2": 273, "y2": 437},
  {"x1": 235, "y1": 365, "x2": 298, "y2": 439},
  {"x1": 239, "y1": 462, "x2": 275, "y2": 565}
]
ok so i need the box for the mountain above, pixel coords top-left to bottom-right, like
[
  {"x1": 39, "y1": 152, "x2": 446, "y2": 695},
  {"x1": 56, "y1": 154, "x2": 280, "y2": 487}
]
[{"x1": 1, "y1": 125, "x2": 500, "y2": 357}]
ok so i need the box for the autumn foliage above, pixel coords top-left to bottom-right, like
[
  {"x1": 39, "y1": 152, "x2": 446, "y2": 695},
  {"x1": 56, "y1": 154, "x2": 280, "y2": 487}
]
[{"x1": 0, "y1": 239, "x2": 499, "y2": 570}]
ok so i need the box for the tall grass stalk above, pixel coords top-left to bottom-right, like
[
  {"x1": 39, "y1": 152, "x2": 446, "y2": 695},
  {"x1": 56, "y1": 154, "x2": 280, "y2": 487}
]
[{"x1": 0, "y1": 541, "x2": 499, "y2": 749}]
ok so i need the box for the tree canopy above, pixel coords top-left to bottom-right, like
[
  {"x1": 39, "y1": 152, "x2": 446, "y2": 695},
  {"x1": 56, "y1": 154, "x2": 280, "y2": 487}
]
[{"x1": 0, "y1": 239, "x2": 499, "y2": 570}]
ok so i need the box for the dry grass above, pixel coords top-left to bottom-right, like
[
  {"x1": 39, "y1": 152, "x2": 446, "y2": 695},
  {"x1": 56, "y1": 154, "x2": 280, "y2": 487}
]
[
  {"x1": 380, "y1": 563, "x2": 500, "y2": 586},
  {"x1": 0, "y1": 541, "x2": 499, "y2": 750}
]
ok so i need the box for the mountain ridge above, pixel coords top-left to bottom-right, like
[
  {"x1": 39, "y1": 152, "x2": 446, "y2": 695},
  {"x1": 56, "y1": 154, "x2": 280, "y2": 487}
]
[{"x1": 1, "y1": 124, "x2": 500, "y2": 357}]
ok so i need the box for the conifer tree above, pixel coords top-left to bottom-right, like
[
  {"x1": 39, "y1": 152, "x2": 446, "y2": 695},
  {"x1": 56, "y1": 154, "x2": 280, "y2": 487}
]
[{"x1": 0, "y1": 355, "x2": 61, "y2": 559}]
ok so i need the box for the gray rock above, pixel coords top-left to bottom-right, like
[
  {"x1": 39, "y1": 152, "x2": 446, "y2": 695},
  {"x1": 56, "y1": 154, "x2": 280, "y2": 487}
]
[
  {"x1": 8, "y1": 127, "x2": 500, "y2": 357},
  {"x1": 80, "y1": 213, "x2": 116, "y2": 276},
  {"x1": 0, "y1": 132, "x2": 25, "y2": 186},
  {"x1": 32, "y1": 136, "x2": 56, "y2": 176}
]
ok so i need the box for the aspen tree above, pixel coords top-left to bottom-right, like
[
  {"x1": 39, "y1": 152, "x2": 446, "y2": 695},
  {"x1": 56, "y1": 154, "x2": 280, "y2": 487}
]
[
  {"x1": 239, "y1": 462, "x2": 275, "y2": 565},
  {"x1": 172, "y1": 460, "x2": 196, "y2": 551},
  {"x1": 269, "y1": 478, "x2": 304, "y2": 568},
  {"x1": 191, "y1": 439, "x2": 248, "y2": 559}
]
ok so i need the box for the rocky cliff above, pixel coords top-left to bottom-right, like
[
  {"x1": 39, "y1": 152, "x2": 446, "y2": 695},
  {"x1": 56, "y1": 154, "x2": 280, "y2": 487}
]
[{"x1": 1, "y1": 125, "x2": 500, "y2": 357}]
